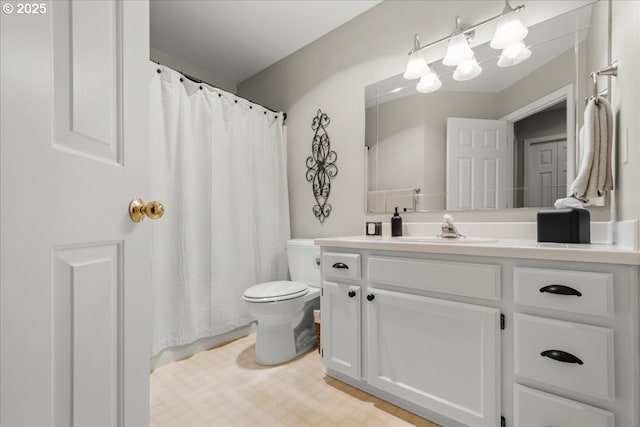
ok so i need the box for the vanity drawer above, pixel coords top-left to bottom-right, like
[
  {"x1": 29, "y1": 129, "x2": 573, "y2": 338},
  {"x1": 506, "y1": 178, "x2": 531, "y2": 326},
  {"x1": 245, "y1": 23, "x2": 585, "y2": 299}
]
[
  {"x1": 368, "y1": 256, "x2": 500, "y2": 300},
  {"x1": 514, "y1": 313, "x2": 614, "y2": 400},
  {"x1": 514, "y1": 267, "x2": 613, "y2": 317},
  {"x1": 514, "y1": 384, "x2": 614, "y2": 427},
  {"x1": 322, "y1": 252, "x2": 361, "y2": 281}
]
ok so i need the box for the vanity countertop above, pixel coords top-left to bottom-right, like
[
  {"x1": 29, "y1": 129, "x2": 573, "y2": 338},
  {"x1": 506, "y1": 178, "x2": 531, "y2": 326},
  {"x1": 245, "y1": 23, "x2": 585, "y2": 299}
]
[{"x1": 314, "y1": 236, "x2": 640, "y2": 266}]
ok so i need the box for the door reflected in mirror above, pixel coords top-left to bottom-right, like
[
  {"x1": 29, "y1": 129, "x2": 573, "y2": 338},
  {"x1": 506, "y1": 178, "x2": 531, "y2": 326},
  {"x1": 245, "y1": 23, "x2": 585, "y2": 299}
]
[{"x1": 365, "y1": 1, "x2": 609, "y2": 214}]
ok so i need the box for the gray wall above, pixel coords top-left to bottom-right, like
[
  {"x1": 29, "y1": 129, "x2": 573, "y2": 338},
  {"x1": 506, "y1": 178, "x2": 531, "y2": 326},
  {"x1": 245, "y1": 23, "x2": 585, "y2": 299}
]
[
  {"x1": 367, "y1": 91, "x2": 502, "y2": 211},
  {"x1": 497, "y1": 49, "x2": 574, "y2": 117},
  {"x1": 238, "y1": 0, "x2": 638, "y2": 240},
  {"x1": 237, "y1": 1, "x2": 600, "y2": 237}
]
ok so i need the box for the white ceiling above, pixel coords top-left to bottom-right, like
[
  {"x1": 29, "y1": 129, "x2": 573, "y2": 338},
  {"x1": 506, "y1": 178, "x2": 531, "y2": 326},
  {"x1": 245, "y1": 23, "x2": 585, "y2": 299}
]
[{"x1": 150, "y1": 0, "x2": 382, "y2": 86}]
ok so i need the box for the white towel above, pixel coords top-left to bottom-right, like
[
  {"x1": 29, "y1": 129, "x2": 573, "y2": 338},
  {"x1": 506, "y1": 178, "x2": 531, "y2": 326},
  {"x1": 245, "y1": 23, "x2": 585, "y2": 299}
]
[
  {"x1": 554, "y1": 197, "x2": 584, "y2": 209},
  {"x1": 367, "y1": 190, "x2": 387, "y2": 213},
  {"x1": 385, "y1": 188, "x2": 416, "y2": 212},
  {"x1": 568, "y1": 97, "x2": 613, "y2": 201}
]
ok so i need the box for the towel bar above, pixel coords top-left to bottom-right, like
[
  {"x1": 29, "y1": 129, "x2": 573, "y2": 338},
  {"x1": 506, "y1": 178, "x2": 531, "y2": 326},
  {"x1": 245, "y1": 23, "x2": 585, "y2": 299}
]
[
  {"x1": 589, "y1": 61, "x2": 618, "y2": 105},
  {"x1": 585, "y1": 88, "x2": 608, "y2": 104}
]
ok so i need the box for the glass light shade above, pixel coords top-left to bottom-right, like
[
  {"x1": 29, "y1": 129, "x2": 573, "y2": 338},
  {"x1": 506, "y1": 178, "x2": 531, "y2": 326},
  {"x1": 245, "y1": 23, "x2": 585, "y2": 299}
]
[
  {"x1": 442, "y1": 32, "x2": 474, "y2": 66},
  {"x1": 497, "y1": 43, "x2": 531, "y2": 67},
  {"x1": 503, "y1": 40, "x2": 526, "y2": 59},
  {"x1": 490, "y1": 10, "x2": 528, "y2": 49},
  {"x1": 416, "y1": 71, "x2": 442, "y2": 93},
  {"x1": 453, "y1": 57, "x2": 482, "y2": 81},
  {"x1": 403, "y1": 51, "x2": 430, "y2": 80}
]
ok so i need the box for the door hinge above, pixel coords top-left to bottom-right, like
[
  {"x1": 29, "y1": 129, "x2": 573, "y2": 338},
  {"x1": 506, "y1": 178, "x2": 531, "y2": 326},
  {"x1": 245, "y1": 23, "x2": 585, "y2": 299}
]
[
  {"x1": 321, "y1": 288, "x2": 323, "y2": 296},
  {"x1": 321, "y1": 348, "x2": 323, "y2": 357},
  {"x1": 500, "y1": 314, "x2": 505, "y2": 330},
  {"x1": 501, "y1": 415, "x2": 506, "y2": 427}
]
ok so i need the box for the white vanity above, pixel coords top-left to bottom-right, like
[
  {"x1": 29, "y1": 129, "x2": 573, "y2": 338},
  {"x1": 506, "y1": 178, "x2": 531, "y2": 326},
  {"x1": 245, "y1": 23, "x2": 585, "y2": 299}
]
[{"x1": 315, "y1": 235, "x2": 640, "y2": 427}]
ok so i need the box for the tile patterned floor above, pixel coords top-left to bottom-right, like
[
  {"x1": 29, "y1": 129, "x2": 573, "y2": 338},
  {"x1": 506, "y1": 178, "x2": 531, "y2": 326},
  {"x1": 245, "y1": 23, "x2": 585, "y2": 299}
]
[{"x1": 150, "y1": 333, "x2": 440, "y2": 427}]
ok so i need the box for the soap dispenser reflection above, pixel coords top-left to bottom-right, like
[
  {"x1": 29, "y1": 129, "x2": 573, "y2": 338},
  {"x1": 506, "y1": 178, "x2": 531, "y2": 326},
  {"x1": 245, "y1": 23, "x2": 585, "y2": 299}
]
[{"x1": 391, "y1": 207, "x2": 403, "y2": 237}]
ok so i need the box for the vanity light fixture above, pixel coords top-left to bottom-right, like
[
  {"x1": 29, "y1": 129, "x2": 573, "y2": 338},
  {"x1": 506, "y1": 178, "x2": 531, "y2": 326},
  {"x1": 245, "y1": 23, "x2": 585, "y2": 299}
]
[
  {"x1": 416, "y1": 71, "x2": 442, "y2": 93},
  {"x1": 453, "y1": 56, "x2": 482, "y2": 81},
  {"x1": 492, "y1": 0, "x2": 530, "y2": 67},
  {"x1": 497, "y1": 40, "x2": 531, "y2": 67},
  {"x1": 403, "y1": 35, "x2": 431, "y2": 79},
  {"x1": 490, "y1": 1, "x2": 528, "y2": 50},
  {"x1": 403, "y1": 0, "x2": 526, "y2": 92},
  {"x1": 442, "y1": 23, "x2": 474, "y2": 67}
]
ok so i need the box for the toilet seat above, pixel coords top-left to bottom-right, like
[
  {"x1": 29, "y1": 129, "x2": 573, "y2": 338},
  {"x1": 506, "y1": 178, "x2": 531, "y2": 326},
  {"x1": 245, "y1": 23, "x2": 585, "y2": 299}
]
[{"x1": 243, "y1": 280, "x2": 309, "y2": 303}]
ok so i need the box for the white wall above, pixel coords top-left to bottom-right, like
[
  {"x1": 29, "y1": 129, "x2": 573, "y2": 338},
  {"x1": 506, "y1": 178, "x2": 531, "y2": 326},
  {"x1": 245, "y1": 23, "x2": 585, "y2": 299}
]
[
  {"x1": 611, "y1": 1, "x2": 640, "y2": 229},
  {"x1": 238, "y1": 0, "x2": 629, "y2": 238}
]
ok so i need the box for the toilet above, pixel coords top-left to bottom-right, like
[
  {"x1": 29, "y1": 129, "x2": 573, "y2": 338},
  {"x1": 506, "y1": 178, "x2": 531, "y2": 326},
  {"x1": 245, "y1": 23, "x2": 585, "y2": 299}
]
[{"x1": 243, "y1": 239, "x2": 321, "y2": 365}]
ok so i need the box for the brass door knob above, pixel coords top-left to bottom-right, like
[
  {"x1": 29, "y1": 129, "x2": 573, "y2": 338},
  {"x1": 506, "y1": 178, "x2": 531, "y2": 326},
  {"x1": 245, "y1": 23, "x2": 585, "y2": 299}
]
[{"x1": 129, "y1": 198, "x2": 164, "y2": 222}]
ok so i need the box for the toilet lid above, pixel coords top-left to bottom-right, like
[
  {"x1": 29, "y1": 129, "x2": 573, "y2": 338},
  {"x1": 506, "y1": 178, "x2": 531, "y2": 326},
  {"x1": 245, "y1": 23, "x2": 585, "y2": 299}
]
[{"x1": 243, "y1": 281, "x2": 309, "y2": 302}]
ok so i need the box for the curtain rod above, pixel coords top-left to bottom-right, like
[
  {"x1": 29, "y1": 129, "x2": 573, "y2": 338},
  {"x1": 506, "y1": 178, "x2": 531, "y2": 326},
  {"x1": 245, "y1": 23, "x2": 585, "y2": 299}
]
[{"x1": 153, "y1": 61, "x2": 287, "y2": 123}]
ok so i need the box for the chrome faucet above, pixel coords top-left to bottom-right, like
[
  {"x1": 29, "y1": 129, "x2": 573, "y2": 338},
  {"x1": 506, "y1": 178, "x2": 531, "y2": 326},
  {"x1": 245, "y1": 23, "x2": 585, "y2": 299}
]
[{"x1": 439, "y1": 214, "x2": 464, "y2": 238}]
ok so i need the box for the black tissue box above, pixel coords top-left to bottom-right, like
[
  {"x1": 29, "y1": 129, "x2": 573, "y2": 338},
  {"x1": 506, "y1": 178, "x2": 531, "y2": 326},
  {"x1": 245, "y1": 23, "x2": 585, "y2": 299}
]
[{"x1": 537, "y1": 208, "x2": 590, "y2": 244}]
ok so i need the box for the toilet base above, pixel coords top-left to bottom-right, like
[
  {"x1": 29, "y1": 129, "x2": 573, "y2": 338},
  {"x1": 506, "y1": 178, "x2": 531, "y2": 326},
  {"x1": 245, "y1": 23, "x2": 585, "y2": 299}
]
[
  {"x1": 255, "y1": 322, "x2": 296, "y2": 365},
  {"x1": 253, "y1": 292, "x2": 320, "y2": 365}
]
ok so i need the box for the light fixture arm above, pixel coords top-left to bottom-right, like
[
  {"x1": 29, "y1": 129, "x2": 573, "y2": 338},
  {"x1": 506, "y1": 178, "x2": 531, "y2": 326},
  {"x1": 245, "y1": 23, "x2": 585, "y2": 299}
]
[
  {"x1": 409, "y1": 34, "x2": 421, "y2": 54},
  {"x1": 504, "y1": 0, "x2": 523, "y2": 13},
  {"x1": 408, "y1": 3, "x2": 525, "y2": 55}
]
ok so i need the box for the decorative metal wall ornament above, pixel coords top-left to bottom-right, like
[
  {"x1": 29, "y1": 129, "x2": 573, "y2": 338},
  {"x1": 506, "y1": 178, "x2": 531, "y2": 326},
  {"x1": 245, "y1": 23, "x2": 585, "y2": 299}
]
[{"x1": 306, "y1": 109, "x2": 338, "y2": 223}]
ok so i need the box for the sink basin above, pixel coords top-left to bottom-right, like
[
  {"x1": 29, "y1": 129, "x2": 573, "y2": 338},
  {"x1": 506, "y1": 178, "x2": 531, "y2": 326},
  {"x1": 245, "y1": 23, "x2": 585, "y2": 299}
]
[{"x1": 395, "y1": 236, "x2": 498, "y2": 244}]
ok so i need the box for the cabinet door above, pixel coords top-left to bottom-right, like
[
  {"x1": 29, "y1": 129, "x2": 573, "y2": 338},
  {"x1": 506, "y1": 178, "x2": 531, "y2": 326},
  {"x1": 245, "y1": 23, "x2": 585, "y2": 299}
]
[
  {"x1": 321, "y1": 281, "x2": 361, "y2": 379},
  {"x1": 366, "y1": 288, "x2": 500, "y2": 427}
]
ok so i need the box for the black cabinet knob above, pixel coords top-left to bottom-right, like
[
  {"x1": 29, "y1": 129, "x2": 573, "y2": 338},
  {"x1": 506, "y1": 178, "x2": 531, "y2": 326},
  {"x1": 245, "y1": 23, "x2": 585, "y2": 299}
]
[
  {"x1": 366, "y1": 294, "x2": 375, "y2": 302},
  {"x1": 332, "y1": 262, "x2": 349, "y2": 269},
  {"x1": 348, "y1": 290, "x2": 356, "y2": 298}
]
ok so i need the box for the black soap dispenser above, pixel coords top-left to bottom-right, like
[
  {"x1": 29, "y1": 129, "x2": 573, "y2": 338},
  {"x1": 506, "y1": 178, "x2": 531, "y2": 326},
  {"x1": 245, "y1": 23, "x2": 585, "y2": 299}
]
[{"x1": 391, "y1": 207, "x2": 403, "y2": 237}]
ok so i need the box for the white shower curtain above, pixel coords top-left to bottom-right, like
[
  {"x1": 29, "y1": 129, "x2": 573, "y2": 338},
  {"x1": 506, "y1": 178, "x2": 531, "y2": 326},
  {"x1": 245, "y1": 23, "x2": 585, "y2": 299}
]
[{"x1": 149, "y1": 64, "x2": 291, "y2": 356}]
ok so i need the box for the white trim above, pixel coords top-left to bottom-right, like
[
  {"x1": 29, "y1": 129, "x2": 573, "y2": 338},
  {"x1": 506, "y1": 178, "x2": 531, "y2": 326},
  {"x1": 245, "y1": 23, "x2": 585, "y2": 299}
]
[
  {"x1": 501, "y1": 85, "x2": 573, "y2": 121},
  {"x1": 501, "y1": 84, "x2": 576, "y2": 186}
]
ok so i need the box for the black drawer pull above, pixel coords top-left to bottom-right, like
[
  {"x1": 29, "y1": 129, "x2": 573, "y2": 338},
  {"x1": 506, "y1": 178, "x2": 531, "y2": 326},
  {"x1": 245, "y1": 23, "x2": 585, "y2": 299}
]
[
  {"x1": 366, "y1": 294, "x2": 375, "y2": 302},
  {"x1": 348, "y1": 290, "x2": 356, "y2": 298},
  {"x1": 541, "y1": 349, "x2": 583, "y2": 365},
  {"x1": 332, "y1": 262, "x2": 349, "y2": 269},
  {"x1": 539, "y1": 284, "x2": 582, "y2": 297}
]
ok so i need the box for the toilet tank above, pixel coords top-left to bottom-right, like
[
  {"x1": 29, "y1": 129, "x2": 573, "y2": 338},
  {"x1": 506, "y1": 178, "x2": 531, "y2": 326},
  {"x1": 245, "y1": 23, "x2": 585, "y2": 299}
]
[{"x1": 286, "y1": 239, "x2": 320, "y2": 287}]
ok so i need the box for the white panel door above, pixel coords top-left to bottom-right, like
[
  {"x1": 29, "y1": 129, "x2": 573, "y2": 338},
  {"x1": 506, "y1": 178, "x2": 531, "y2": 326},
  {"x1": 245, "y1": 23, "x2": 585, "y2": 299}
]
[
  {"x1": 1, "y1": 1, "x2": 151, "y2": 426},
  {"x1": 446, "y1": 118, "x2": 513, "y2": 210},
  {"x1": 366, "y1": 288, "x2": 500, "y2": 427},
  {"x1": 321, "y1": 281, "x2": 361, "y2": 380}
]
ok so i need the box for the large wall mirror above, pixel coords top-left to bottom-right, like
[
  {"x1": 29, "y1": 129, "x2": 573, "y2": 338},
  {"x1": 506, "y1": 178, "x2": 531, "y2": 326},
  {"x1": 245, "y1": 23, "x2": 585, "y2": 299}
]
[{"x1": 365, "y1": 1, "x2": 610, "y2": 214}]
